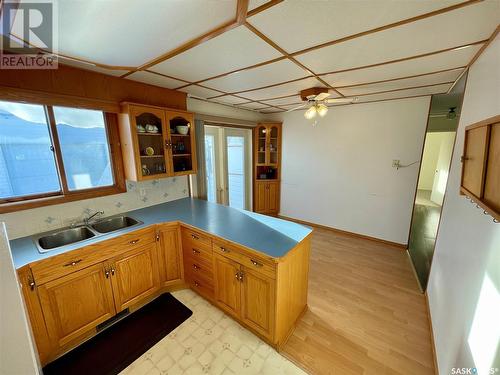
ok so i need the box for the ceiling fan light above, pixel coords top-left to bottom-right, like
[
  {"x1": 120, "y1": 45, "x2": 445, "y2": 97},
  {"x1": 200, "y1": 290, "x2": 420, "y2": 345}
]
[
  {"x1": 317, "y1": 104, "x2": 328, "y2": 117},
  {"x1": 304, "y1": 106, "x2": 317, "y2": 119}
]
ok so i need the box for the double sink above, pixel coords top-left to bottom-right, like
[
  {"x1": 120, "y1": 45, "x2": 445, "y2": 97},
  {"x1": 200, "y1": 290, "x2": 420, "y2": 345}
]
[{"x1": 33, "y1": 215, "x2": 143, "y2": 254}]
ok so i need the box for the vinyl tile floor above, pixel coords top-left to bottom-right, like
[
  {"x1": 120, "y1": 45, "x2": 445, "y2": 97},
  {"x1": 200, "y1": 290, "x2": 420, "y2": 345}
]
[{"x1": 120, "y1": 289, "x2": 306, "y2": 375}]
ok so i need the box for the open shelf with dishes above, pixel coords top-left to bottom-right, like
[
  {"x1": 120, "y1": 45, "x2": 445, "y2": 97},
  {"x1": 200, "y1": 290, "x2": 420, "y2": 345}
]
[{"x1": 118, "y1": 103, "x2": 197, "y2": 181}]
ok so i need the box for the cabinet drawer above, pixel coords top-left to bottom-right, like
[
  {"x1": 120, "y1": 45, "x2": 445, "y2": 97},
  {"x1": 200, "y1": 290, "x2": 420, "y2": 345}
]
[
  {"x1": 213, "y1": 242, "x2": 276, "y2": 280},
  {"x1": 181, "y1": 227, "x2": 212, "y2": 250},
  {"x1": 183, "y1": 238, "x2": 213, "y2": 259},
  {"x1": 31, "y1": 227, "x2": 156, "y2": 285},
  {"x1": 184, "y1": 254, "x2": 213, "y2": 278},
  {"x1": 186, "y1": 274, "x2": 214, "y2": 301}
]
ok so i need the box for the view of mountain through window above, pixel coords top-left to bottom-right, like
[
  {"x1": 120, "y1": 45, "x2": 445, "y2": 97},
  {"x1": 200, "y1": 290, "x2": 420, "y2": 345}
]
[
  {"x1": 0, "y1": 102, "x2": 60, "y2": 199},
  {"x1": 0, "y1": 101, "x2": 114, "y2": 201},
  {"x1": 53, "y1": 107, "x2": 113, "y2": 191}
]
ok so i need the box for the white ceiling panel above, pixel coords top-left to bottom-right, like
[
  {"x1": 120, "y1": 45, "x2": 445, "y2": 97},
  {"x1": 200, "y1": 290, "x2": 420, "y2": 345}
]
[
  {"x1": 13, "y1": 0, "x2": 237, "y2": 67},
  {"x1": 58, "y1": 58, "x2": 125, "y2": 77},
  {"x1": 238, "y1": 77, "x2": 330, "y2": 101},
  {"x1": 180, "y1": 85, "x2": 223, "y2": 99},
  {"x1": 261, "y1": 95, "x2": 303, "y2": 106},
  {"x1": 248, "y1": 0, "x2": 268, "y2": 12},
  {"x1": 249, "y1": 0, "x2": 464, "y2": 52},
  {"x1": 352, "y1": 83, "x2": 452, "y2": 104},
  {"x1": 239, "y1": 102, "x2": 271, "y2": 110},
  {"x1": 295, "y1": 1, "x2": 499, "y2": 74},
  {"x1": 215, "y1": 96, "x2": 252, "y2": 105},
  {"x1": 127, "y1": 71, "x2": 187, "y2": 89},
  {"x1": 321, "y1": 44, "x2": 482, "y2": 87},
  {"x1": 204, "y1": 60, "x2": 310, "y2": 92},
  {"x1": 338, "y1": 69, "x2": 463, "y2": 97},
  {"x1": 149, "y1": 26, "x2": 282, "y2": 82}
]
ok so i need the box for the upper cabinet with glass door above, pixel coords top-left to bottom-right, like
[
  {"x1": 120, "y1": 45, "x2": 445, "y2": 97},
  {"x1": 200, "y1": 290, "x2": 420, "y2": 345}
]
[
  {"x1": 118, "y1": 103, "x2": 197, "y2": 181},
  {"x1": 253, "y1": 122, "x2": 282, "y2": 181}
]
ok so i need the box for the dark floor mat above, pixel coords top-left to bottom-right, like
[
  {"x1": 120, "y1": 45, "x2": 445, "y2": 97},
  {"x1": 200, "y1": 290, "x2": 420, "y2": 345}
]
[{"x1": 43, "y1": 293, "x2": 192, "y2": 375}]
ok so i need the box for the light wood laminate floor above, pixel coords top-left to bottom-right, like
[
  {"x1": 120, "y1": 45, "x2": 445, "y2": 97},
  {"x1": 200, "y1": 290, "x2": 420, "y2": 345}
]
[{"x1": 281, "y1": 227, "x2": 434, "y2": 375}]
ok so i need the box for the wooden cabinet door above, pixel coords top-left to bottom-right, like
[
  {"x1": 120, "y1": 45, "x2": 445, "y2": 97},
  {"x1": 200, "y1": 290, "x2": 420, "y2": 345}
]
[
  {"x1": 38, "y1": 263, "x2": 116, "y2": 348},
  {"x1": 157, "y1": 224, "x2": 183, "y2": 286},
  {"x1": 267, "y1": 124, "x2": 280, "y2": 166},
  {"x1": 255, "y1": 181, "x2": 268, "y2": 213},
  {"x1": 267, "y1": 181, "x2": 279, "y2": 214},
  {"x1": 213, "y1": 254, "x2": 241, "y2": 318},
  {"x1": 462, "y1": 126, "x2": 489, "y2": 197},
  {"x1": 255, "y1": 125, "x2": 268, "y2": 165},
  {"x1": 109, "y1": 242, "x2": 160, "y2": 312},
  {"x1": 165, "y1": 110, "x2": 197, "y2": 176},
  {"x1": 484, "y1": 123, "x2": 500, "y2": 212},
  {"x1": 240, "y1": 267, "x2": 275, "y2": 340}
]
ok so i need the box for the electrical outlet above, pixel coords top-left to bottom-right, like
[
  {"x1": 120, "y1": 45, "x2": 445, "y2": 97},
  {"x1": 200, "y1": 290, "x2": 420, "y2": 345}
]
[
  {"x1": 139, "y1": 188, "x2": 147, "y2": 197},
  {"x1": 392, "y1": 159, "x2": 401, "y2": 169}
]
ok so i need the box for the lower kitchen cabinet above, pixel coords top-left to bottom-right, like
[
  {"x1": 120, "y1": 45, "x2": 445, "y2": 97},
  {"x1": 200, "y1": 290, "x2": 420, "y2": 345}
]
[
  {"x1": 108, "y1": 242, "x2": 160, "y2": 312},
  {"x1": 254, "y1": 180, "x2": 280, "y2": 215},
  {"x1": 213, "y1": 253, "x2": 241, "y2": 318},
  {"x1": 156, "y1": 223, "x2": 183, "y2": 286},
  {"x1": 37, "y1": 262, "x2": 116, "y2": 348}
]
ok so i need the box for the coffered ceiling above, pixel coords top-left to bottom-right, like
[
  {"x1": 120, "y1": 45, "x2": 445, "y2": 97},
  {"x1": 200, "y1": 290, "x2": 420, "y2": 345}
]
[{"x1": 6, "y1": 0, "x2": 500, "y2": 113}]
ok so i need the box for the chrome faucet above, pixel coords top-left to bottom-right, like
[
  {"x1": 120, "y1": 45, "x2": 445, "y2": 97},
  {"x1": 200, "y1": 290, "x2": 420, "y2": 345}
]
[{"x1": 84, "y1": 210, "x2": 104, "y2": 225}]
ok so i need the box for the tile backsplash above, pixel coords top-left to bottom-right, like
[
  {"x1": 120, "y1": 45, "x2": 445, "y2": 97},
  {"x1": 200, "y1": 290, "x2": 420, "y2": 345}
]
[{"x1": 0, "y1": 176, "x2": 189, "y2": 239}]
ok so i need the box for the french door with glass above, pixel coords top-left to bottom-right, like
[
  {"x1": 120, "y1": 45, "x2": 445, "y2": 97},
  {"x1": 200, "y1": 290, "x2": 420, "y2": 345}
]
[{"x1": 204, "y1": 126, "x2": 251, "y2": 210}]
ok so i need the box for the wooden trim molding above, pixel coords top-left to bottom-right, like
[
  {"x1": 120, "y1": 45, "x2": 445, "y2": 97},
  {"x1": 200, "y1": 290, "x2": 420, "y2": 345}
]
[
  {"x1": 425, "y1": 292, "x2": 439, "y2": 375},
  {"x1": 278, "y1": 215, "x2": 407, "y2": 250}
]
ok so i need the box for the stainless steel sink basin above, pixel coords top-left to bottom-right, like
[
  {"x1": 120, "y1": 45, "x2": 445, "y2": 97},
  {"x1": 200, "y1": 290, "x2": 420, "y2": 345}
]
[
  {"x1": 91, "y1": 215, "x2": 142, "y2": 234},
  {"x1": 36, "y1": 226, "x2": 96, "y2": 253}
]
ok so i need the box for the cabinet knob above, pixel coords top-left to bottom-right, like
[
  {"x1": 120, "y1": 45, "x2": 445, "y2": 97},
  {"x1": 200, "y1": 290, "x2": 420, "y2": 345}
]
[
  {"x1": 194, "y1": 281, "x2": 200, "y2": 287},
  {"x1": 191, "y1": 234, "x2": 199, "y2": 240},
  {"x1": 105, "y1": 268, "x2": 110, "y2": 278},
  {"x1": 27, "y1": 275, "x2": 36, "y2": 291},
  {"x1": 192, "y1": 249, "x2": 201, "y2": 255},
  {"x1": 193, "y1": 264, "x2": 200, "y2": 270},
  {"x1": 129, "y1": 239, "x2": 140, "y2": 245},
  {"x1": 220, "y1": 247, "x2": 230, "y2": 253},
  {"x1": 250, "y1": 259, "x2": 263, "y2": 268}
]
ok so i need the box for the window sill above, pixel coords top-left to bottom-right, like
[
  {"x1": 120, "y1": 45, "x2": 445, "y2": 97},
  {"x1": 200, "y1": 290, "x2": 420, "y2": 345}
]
[{"x1": 0, "y1": 185, "x2": 127, "y2": 214}]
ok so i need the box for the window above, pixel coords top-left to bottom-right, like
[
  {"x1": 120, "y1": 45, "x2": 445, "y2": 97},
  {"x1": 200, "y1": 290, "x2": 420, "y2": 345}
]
[{"x1": 0, "y1": 100, "x2": 124, "y2": 212}]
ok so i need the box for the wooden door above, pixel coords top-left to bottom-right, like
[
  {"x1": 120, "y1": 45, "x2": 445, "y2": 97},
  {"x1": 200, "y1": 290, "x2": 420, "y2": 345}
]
[
  {"x1": 267, "y1": 181, "x2": 279, "y2": 214},
  {"x1": 462, "y1": 126, "x2": 489, "y2": 197},
  {"x1": 484, "y1": 123, "x2": 500, "y2": 212},
  {"x1": 129, "y1": 105, "x2": 171, "y2": 180},
  {"x1": 166, "y1": 110, "x2": 197, "y2": 176},
  {"x1": 38, "y1": 263, "x2": 116, "y2": 348},
  {"x1": 157, "y1": 224, "x2": 183, "y2": 286},
  {"x1": 109, "y1": 242, "x2": 160, "y2": 312},
  {"x1": 240, "y1": 267, "x2": 275, "y2": 340},
  {"x1": 213, "y1": 253, "x2": 241, "y2": 318},
  {"x1": 255, "y1": 181, "x2": 267, "y2": 213}
]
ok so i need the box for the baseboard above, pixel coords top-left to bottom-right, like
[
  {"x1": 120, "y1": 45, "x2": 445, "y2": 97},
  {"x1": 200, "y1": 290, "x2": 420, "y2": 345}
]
[
  {"x1": 278, "y1": 214, "x2": 407, "y2": 250},
  {"x1": 425, "y1": 291, "x2": 439, "y2": 375}
]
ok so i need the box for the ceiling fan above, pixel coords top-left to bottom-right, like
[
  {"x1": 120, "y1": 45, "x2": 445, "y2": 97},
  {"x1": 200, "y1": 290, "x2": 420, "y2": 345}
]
[{"x1": 286, "y1": 87, "x2": 358, "y2": 119}]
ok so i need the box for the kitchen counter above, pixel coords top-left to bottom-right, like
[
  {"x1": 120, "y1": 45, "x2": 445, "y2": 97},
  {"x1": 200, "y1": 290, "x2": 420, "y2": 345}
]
[{"x1": 9, "y1": 198, "x2": 312, "y2": 268}]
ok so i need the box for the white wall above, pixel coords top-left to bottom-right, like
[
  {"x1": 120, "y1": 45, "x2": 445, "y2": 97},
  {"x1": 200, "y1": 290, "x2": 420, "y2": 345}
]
[
  {"x1": 428, "y1": 35, "x2": 500, "y2": 375},
  {"x1": 277, "y1": 97, "x2": 430, "y2": 245},
  {"x1": 0, "y1": 223, "x2": 39, "y2": 375},
  {"x1": 0, "y1": 177, "x2": 188, "y2": 239}
]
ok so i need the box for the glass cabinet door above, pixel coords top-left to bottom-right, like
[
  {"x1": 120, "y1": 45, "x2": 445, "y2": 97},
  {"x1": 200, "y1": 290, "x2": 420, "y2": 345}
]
[
  {"x1": 131, "y1": 107, "x2": 170, "y2": 179},
  {"x1": 256, "y1": 125, "x2": 267, "y2": 165},
  {"x1": 167, "y1": 111, "x2": 196, "y2": 175},
  {"x1": 268, "y1": 125, "x2": 279, "y2": 166}
]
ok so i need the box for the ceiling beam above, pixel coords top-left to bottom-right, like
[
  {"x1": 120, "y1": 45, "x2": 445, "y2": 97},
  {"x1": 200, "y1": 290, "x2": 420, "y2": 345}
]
[
  {"x1": 236, "y1": 0, "x2": 250, "y2": 24},
  {"x1": 447, "y1": 24, "x2": 500, "y2": 93},
  {"x1": 247, "y1": 0, "x2": 284, "y2": 18},
  {"x1": 243, "y1": 22, "x2": 345, "y2": 97}
]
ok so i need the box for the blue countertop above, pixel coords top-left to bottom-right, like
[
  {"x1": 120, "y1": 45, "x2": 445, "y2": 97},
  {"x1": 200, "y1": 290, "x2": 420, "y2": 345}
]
[{"x1": 9, "y1": 198, "x2": 312, "y2": 268}]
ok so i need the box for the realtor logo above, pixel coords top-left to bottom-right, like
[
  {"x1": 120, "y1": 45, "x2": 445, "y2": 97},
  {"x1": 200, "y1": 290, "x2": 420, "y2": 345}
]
[{"x1": 1, "y1": 0, "x2": 58, "y2": 69}]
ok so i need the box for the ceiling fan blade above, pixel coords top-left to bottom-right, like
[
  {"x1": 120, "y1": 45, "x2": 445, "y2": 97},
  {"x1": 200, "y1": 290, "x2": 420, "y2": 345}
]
[
  {"x1": 285, "y1": 103, "x2": 307, "y2": 112},
  {"x1": 324, "y1": 97, "x2": 358, "y2": 104},
  {"x1": 314, "y1": 92, "x2": 331, "y2": 101}
]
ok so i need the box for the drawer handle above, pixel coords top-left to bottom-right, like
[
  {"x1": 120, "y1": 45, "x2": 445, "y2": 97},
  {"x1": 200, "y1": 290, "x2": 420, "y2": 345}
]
[
  {"x1": 194, "y1": 281, "x2": 201, "y2": 287},
  {"x1": 193, "y1": 264, "x2": 200, "y2": 270},
  {"x1": 192, "y1": 249, "x2": 201, "y2": 255},
  {"x1": 250, "y1": 259, "x2": 263, "y2": 267},
  {"x1": 105, "y1": 268, "x2": 110, "y2": 278},
  {"x1": 63, "y1": 259, "x2": 82, "y2": 267},
  {"x1": 191, "y1": 234, "x2": 200, "y2": 240},
  {"x1": 129, "y1": 239, "x2": 140, "y2": 245},
  {"x1": 220, "y1": 247, "x2": 230, "y2": 253}
]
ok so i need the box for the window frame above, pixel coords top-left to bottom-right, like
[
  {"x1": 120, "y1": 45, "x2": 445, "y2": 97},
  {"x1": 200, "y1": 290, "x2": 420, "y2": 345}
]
[{"x1": 0, "y1": 103, "x2": 126, "y2": 213}]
